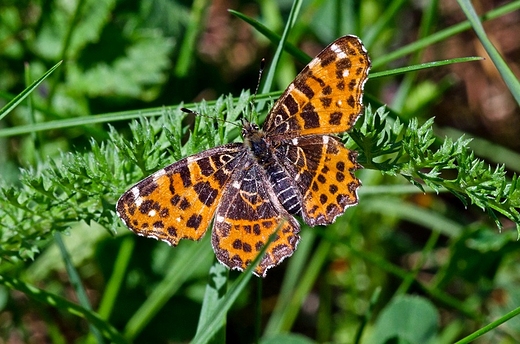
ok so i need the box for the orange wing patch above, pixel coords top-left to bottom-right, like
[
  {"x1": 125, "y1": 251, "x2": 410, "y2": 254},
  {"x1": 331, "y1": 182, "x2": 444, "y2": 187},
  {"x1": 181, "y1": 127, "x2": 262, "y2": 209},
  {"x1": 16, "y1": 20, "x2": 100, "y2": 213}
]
[
  {"x1": 116, "y1": 145, "x2": 244, "y2": 245},
  {"x1": 298, "y1": 136, "x2": 361, "y2": 225},
  {"x1": 212, "y1": 164, "x2": 300, "y2": 277},
  {"x1": 263, "y1": 35, "x2": 370, "y2": 139}
]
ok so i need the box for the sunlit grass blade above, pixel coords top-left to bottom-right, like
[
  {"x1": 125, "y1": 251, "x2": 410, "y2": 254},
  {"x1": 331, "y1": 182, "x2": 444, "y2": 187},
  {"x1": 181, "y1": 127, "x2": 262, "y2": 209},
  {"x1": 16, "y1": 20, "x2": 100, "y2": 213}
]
[
  {"x1": 370, "y1": 57, "x2": 483, "y2": 79},
  {"x1": 0, "y1": 60, "x2": 62, "y2": 122},
  {"x1": 456, "y1": 0, "x2": 520, "y2": 104}
]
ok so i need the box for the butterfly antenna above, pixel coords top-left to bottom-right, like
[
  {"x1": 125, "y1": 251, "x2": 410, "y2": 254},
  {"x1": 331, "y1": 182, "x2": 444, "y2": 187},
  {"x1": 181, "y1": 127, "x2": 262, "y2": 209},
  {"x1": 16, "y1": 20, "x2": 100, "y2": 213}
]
[
  {"x1": 180, "y1": 107, "x2": 240, "y2": 128},
  {"x1": 248, "y1": 57, "x2": 266, "y2": 122}
]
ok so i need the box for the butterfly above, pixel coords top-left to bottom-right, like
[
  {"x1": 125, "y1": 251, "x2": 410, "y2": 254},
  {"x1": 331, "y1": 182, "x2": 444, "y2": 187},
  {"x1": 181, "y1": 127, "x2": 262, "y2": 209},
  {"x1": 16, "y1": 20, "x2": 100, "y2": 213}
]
[{"x1": 116, "y1": 35, "x2": 370, "y2": 277}]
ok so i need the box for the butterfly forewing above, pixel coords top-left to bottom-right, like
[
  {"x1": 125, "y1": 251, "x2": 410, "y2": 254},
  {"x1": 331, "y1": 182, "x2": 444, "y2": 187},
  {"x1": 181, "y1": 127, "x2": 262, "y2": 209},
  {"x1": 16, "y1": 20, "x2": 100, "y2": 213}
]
[
  {"x1": 116, "y1": 144, "x2": 245, "y2": 245},
  {"x1": 262, "y1": 35, "x2": 370, "y2": 139}
]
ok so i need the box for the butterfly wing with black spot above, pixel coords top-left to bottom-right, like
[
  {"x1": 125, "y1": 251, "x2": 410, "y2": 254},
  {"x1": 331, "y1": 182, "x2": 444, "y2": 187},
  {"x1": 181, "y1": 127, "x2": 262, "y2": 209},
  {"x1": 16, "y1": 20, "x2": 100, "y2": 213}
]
[
  {"x1": 262, "y1": 35, "x2": 370, "y2": 139},
  {"x1": 275, "y1": 135, "x2": 361, "y2": 226},
  {"x1": 211, "y1": 160, "x2": 300, "y2": 277},
  {"x1": 116, "y1": 144, "x2": 247, "y2": 246}
]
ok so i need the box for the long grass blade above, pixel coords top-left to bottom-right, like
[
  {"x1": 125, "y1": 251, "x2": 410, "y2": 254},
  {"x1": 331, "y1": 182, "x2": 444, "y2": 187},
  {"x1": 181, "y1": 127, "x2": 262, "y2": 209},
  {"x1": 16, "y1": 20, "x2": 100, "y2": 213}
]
[
  {"x1": 456, "y1": 0, "x2": 520, "y2": 104},
  {"x1": 0, "y1": 61, "x2": 62, "y2": 121}
]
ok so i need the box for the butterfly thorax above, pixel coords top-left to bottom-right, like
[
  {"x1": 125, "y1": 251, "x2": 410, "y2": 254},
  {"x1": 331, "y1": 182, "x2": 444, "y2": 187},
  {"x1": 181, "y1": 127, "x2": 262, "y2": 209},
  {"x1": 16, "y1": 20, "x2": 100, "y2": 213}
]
[
  {"x1": 242, "y1": 120, "x2": 273, "y2": 165},
  {"x1": 242, "y1": 119, "x2": 303, "y2": 216}
]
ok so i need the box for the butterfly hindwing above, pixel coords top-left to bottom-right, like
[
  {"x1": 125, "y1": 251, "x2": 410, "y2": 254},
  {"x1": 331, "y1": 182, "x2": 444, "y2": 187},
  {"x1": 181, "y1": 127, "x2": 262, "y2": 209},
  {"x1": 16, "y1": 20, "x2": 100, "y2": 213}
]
[
  {"x1": 275, "y1": 135, "x2": 361, "y2": 226},
  {"x1": 212, "y1": 161, "x2": 300, "y2": 277},
  {"x1": 116, "y1": 144, "x2": 245, "y2": 245}
]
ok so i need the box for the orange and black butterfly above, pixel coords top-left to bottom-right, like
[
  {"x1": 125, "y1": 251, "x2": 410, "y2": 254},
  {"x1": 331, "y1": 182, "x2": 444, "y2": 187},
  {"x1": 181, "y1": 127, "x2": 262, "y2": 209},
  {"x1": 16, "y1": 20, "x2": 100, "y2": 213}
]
[{"x1": 117, "y1": 35, "x2": 371, "y2": 276}]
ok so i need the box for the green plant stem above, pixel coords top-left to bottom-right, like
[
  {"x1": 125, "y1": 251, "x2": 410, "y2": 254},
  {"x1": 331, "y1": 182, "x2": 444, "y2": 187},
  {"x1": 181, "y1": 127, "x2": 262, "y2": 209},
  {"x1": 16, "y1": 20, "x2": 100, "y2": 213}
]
[
  {"x1": 99, "y1": 236, "x2": 134, "y2": 319},
  {"x1": 54, "y1": 232, "x2": 104, "y2": 343},
  {"x1": 263, "y1": 230, "x2": 316, "y2": 336},
  {"x1": 454, "y1": 305, "x2": 520, "y2": 344},
  {"x1": 124, "y1": 239, "x2": 213, "y2": 340},
  {"x1": 354, "y1": 287, "x2": 382, "y2": 344},
  {"x1": 269, "y1": 237, "x2": 331, "y2": 334},
  {"x1": 0, "y1": 61, "x2": 62, "y2": 122},
  {"x1": 85, "y1": 237, "x2": 134, "y2": 344},
  {"x1": 174, "y1": 0, "x2": 210, "y2": 77},
  {"x1": 345, "y1": 240, "x2": 478, "y2": 320},
  {"x1": 192, "y1": 220, "x2": 290, "y2": 344},
  {"x1": 46, "y1": 0, "x2": 86, "y2": 108},
  {"x1": 396, "y1": 230, "x2": 440, "y2": 295}
]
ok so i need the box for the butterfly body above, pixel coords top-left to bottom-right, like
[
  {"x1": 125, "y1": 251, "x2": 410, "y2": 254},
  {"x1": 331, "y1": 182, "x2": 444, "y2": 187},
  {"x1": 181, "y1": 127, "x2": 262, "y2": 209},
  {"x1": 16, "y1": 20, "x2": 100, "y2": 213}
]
[{"x1": 117, "y1": 35, "x2": 370, "y2": 276}]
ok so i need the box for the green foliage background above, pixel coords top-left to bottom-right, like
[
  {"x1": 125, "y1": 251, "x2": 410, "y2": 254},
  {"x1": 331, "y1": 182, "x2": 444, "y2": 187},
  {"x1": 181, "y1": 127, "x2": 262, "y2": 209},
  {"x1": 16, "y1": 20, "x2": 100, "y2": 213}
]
[{"x1": 1, "y1": 0, "x2": 520, "y2": 343}]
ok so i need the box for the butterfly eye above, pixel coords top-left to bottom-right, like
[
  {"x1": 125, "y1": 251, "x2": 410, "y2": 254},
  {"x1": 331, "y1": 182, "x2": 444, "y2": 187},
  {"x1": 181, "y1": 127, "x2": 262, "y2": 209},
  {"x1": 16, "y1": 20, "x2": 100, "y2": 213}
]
[{"x1": 252, "y1": 123, "x2": 260, "y2": 131}]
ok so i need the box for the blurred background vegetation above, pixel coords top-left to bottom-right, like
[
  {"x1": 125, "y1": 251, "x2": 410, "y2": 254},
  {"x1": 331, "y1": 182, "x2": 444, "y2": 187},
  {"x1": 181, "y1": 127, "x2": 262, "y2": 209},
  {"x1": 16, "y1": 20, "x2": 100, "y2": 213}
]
[{"x1": 0, "y1": 0, "x2": 520, "y2": 343}]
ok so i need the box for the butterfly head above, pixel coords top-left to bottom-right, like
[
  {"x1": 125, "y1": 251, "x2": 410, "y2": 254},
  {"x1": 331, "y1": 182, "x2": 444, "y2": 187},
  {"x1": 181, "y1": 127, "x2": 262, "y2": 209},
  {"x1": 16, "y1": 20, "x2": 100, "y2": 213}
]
[{"x1": 241, "y1": 119, "x2": 261, "y2": 139}]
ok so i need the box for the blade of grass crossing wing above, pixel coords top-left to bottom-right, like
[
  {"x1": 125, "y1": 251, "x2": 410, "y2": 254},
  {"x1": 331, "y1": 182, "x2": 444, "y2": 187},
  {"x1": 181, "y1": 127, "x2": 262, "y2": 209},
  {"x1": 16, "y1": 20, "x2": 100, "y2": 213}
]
[{"x1": 192, "y1": 219, "x2": 288, "y2": 344}]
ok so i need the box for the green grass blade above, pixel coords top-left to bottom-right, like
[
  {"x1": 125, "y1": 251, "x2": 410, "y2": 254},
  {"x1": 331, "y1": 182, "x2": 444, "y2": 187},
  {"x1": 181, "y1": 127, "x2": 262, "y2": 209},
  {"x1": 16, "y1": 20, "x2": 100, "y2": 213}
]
[
  {"x1": 123, "y1": 237, "x2": 213, "y2": 340},
  {"x1": 454, "y1": 305, "x2": 520, "y2": 344},
  {"x1": 54, "y1": 233, "x2": 104, "y2": 343},
  {"x1": 263, "y1": 230, "x2": 316, "y2": 336},
  {"x1": 456, "y1": 0, "x2": 520, "y2": 104},
  {"x1": 85, "y1": 236, "x2": 134, "y2": 344},
  {"x1": 195, "y1": 263, "x2": 229, "y2": 343},
  {"x1": 370, "y1": 57, "x2": 483, "y2": 79},
  {"x1": 372, "y1": 1, "x2": 520, "y2": 69},
  {"x1": 97, "y1": 236, "x2": 135, "y2": 319},
  {"x1": 363, "y1": 0, "x2": 407, "y2": 48},
  {"x1": 0, "y1": 93, "x2": 280, "y2": 138},
  {"x1": 257, "y1": 0, "x2": 304, "y2": 112},
  {"x1": 192, "y1": 219, "x2": 289, "y2": 344},
  {"x1": 174, "y1": 0, "x2": 211, "y2": 77},
  {"x1": 0, "y1": 60, "x2": 62, "y2": 121},
  {"x1": 278, "y1": 238, "x2": 332, "y2": 332},
  {"x1": 229, "y1": 10, "x2": 311, "y2": 64},
  {"x1": 363, "y1": 197, "x2": 463, "y2": 237},
  {"x1": 0, "y1": 274, "x2": 127, "y2": 343}
]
